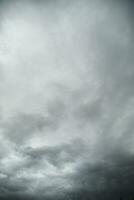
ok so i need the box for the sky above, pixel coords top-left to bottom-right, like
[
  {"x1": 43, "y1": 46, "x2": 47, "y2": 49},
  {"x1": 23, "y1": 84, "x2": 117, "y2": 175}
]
[{"x1": 0, "y1": 0, "x2": 134, "y2": 199}]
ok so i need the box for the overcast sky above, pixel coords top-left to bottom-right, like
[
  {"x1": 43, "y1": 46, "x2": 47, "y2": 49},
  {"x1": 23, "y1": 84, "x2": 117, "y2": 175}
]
[{"x1": 0, "y1": 0, "x2": 134, "y2": 199}]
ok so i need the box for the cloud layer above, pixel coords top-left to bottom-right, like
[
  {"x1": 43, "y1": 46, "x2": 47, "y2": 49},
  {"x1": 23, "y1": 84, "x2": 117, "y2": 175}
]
[{"x1": 0, "y1": 0, "x2": 134, "y2": 199}]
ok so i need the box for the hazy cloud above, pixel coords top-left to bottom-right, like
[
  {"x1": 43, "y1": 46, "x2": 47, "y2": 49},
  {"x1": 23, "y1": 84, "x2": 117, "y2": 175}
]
[{"x1": 0, "y1": 0, "x2": 134, "y2": 199}]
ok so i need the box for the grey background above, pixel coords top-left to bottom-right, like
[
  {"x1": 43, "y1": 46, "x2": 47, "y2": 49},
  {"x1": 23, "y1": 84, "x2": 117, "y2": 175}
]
[{"x1": 0, "y1": 0, "x2": 134, "y2": 199}]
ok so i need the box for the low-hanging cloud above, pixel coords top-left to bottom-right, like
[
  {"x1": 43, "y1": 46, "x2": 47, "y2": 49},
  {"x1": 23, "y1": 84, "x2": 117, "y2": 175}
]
[{"x1": 0, "y1": 0, "x2": 134, "y2": 199}]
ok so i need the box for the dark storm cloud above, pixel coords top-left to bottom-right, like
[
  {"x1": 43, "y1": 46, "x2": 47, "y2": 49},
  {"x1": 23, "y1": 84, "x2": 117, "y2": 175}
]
[
  {"x1": 2, "y1": 150, "x2": 134, "y2": 200},
  {"x1": 68, "y1": 152, "x2": 134, "y2": 200},
  {"x1": 0, "y1": 138, "x2": 87, "y2": 199}
]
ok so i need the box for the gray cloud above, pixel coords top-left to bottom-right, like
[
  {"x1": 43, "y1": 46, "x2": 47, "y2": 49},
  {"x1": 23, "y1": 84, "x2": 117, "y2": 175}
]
[
  {"x1": 0, "y1": 0, "x2": 134, "y2": 199},
  {"x1": 0, "y1": 138, "x2": 87, "y2": 199}
]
